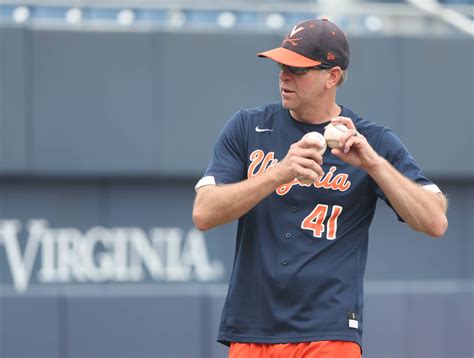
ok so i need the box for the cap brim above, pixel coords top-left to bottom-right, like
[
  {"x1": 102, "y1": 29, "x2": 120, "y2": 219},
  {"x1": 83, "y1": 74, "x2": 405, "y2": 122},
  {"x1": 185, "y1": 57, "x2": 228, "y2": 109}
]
[{"x1": 257, "y1": 47, "x2": 321, "y2": 67}]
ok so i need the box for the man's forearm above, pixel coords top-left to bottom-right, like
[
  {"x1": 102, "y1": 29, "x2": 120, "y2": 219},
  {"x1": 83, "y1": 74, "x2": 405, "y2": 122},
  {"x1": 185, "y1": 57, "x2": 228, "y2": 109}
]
[
  {"x1": 367, "y1": 158, "x2": 448, "y2": 237},
  {"x1": 193, "y1": 168, "x2": 282, "y2": 231},
  {"x1": 193, "y1": 136, "x2": 327, "y2": 231}
]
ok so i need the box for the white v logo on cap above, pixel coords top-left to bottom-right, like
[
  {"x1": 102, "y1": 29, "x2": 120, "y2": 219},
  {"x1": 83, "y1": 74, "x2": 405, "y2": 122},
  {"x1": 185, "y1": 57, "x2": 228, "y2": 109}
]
[{"x1": 290, "y1": 26, "x2": 304, "y2": 38}]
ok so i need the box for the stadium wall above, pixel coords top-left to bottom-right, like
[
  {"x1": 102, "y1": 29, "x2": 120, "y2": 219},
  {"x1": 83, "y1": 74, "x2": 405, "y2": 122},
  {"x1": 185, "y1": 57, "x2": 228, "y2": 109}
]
[{"x1": 0, "y1": 25, "x2": 472, "y2": 357}]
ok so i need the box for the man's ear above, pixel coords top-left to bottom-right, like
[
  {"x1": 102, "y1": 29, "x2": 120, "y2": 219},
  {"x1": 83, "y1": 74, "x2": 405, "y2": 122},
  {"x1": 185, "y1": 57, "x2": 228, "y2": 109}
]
[{"x1": 326, "y1": 67, "x2": 342, "y2": 89}]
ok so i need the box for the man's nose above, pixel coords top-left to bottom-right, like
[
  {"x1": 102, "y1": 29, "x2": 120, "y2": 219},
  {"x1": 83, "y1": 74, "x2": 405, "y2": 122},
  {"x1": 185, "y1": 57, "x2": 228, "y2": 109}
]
[{"x1": 279, "y1": 67, "x2": 292, "y2": 81}]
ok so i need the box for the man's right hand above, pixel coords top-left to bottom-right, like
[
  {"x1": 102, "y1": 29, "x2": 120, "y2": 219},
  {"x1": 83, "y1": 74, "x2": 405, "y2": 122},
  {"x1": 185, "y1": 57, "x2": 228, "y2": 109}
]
[{"x1": 272, "y1": 136, "x2": 325, "y2": 185}]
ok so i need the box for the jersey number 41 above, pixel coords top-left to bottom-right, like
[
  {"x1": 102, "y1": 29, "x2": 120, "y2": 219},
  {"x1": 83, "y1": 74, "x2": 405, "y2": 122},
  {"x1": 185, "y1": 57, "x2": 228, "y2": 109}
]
[{"x1": 301, "y1": 204, "x2": 343, "y2": 240}]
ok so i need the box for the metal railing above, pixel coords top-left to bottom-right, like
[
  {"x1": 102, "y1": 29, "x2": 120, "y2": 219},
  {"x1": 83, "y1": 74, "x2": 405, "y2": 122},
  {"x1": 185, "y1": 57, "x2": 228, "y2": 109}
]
[{"x1": 1, "y1": 0, "x2": 472, "y2": 36}]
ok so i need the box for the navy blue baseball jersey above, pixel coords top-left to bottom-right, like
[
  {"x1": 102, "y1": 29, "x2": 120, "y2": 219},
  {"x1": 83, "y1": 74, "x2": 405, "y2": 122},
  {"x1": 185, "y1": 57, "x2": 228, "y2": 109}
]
[{"x1": 196, "y1": 103, "x2": 439, "y2": 348}]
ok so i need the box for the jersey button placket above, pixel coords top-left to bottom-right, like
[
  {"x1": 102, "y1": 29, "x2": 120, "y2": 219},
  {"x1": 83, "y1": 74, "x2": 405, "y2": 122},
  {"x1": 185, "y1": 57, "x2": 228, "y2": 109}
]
[
  {"x1": 280, "y1": 231, "x2": 290, "y2": 294},
  {"x1": 291, "y1": 206, "x2": 298, "y2": 213}
]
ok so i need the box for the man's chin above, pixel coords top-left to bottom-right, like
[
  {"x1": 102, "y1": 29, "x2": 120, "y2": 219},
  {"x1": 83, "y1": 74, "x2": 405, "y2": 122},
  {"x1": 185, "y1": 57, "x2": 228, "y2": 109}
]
[{"x1": 281, "y1": 99, "x2": 295, "y2": 111}]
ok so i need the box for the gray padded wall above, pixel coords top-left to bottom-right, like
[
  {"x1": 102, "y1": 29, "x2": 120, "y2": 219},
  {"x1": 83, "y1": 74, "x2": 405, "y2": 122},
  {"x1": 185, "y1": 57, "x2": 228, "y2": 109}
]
[
  {"x1": 31, "y1": 30, "x2": 156, "y2": 174},
  {"x1": 399, "y1": 38, "x2": 474, "y2": 177},
  {"x1": 0, "y1": 295, "x2": 62, "y2": 358},
  {"x1": 0, "y1": 26, "x2": 472, "y2": 177},
  {"x1": 65, "y1": 295, "x2": 204, "y2": 358},
  {"x1": 1, "y1": 291, "x2": 472, "y2": 358},
  {"x1": 0, "y1": 179, "x2": 471, "y2": 284},
  {"x1": 365, "y1": 181, "x2": 474, "y2": 280},
  {"x1": 0, "y1": 179, "x2": 472, "y2": 357},
  {"x1": 337, "y1": 36, "x2": 402, "y2": 131},
  {"x1": 363, "y1": 291, "x2": 474, "y2": 358},
  {"x1": 0, "y1": 24, "x2": 473, "y2": 358},
  {"x1": 157, "y1": 31, "x2": 281, "y2": 175},
  {"x1": 0, "y1": 26, "x2": 29, "y2": 172}
]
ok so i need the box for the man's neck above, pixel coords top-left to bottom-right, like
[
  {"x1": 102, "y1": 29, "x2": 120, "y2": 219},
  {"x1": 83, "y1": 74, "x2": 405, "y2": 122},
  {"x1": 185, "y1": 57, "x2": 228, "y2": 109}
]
[{"x1": 290, "y1": 103, "x2": 341, "y2": 125}]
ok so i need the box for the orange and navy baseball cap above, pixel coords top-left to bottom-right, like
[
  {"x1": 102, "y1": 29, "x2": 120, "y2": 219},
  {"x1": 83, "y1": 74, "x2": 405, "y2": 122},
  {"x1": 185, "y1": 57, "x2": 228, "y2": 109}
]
[{"x1": 258, "y1": 18, "x2": 350, "y2": 70}]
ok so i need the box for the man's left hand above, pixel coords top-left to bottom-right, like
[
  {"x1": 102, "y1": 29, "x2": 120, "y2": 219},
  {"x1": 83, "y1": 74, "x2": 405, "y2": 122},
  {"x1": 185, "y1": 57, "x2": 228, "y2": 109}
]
[{"x1": 330, "y1": 116, "x2": 382, "y2": 172}]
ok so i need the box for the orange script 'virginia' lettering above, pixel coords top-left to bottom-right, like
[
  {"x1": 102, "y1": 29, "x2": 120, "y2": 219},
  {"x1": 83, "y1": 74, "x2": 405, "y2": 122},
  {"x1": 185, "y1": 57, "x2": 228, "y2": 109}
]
[
  {"x1": 247, "y1": 149, "x2": 351, "y2": 195},
  {"x1": 248, "y1": 150, "x2": 278, "y2": 178}
]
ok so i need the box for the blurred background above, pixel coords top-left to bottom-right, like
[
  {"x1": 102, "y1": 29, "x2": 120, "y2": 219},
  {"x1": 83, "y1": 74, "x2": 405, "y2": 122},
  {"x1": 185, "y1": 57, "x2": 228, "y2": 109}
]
[{"x1": 0, "y1": 0, "x2": 472, "y2": 357}]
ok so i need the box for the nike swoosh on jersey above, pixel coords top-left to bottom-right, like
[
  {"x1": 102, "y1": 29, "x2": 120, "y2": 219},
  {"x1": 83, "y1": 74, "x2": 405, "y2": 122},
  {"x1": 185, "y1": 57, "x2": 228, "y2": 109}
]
[{"x1": 255, "y1": 126, "x2": 273, "y2": 132}]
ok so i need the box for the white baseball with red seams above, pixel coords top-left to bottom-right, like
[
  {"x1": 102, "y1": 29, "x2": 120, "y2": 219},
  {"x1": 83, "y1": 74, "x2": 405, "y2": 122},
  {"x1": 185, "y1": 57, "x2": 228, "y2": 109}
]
[
  {"x1": 324, "y1": 123, "x2": 349, "y2": 149},
  {"x1": 297, "y1": 132, "x2": 327, "y2": 185}
]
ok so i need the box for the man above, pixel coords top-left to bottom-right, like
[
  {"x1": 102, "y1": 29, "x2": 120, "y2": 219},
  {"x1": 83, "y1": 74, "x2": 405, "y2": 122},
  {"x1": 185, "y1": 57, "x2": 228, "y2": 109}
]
[{"x1": 192, "y1": 18, "x2": 448, "y2": 358}]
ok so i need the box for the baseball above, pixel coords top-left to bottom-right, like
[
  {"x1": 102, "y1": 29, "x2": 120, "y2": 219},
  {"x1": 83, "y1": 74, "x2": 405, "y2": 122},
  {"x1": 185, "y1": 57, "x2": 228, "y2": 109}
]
[
  {"x1": 297, "y1": 132, "x2": 326, "y2": 185},
  {"x1": 302, "y1": 131, "x2": 327, "y2": 156},
  {"x1": 324, "y1": 123, "x2": 349, "y2": 149}
]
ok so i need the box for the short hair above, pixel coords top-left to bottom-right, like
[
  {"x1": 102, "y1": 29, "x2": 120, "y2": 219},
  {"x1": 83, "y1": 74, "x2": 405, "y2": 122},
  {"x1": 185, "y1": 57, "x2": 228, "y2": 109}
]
[{"x1": 337, "y1": 69, "x2": 348, "y2": 87}]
